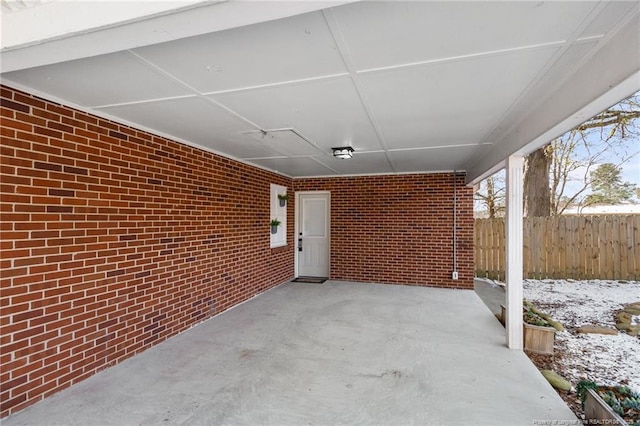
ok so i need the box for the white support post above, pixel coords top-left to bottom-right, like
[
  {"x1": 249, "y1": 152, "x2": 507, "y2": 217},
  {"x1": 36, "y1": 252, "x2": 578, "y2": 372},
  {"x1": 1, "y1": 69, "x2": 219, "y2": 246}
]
[{"x1": 505, "y1": 155, "x2": 524, "y2": 350}]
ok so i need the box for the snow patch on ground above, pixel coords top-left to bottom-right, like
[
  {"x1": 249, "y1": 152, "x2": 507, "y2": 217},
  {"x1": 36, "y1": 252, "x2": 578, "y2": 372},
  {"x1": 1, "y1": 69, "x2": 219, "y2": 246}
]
[
  {"x1": 523, "y1": 279, "x2": 640, "y2": 393},
  {"x1": 562, "y1": 204, "x2": 640, "y2": 215}
]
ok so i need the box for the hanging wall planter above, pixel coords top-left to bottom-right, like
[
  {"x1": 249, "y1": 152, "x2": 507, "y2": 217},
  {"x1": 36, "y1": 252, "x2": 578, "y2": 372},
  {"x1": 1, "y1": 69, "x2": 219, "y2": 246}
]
[
  {"x1": 270, "y1": 218, "x2": 281, "y2": 234},
  {"x1": 278, "y1": 193, "x2": 288, "y2": 207}
]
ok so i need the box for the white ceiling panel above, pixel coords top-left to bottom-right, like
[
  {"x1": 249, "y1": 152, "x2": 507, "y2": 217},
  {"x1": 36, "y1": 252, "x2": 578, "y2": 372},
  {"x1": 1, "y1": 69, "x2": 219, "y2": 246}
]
[
  {"x1": 389, "y1": 146, "x2": 478, "y2": 173},
  {"x1": 2, "y1": 1, "x2": 637, "y2": 180},
  {"x1": 359, "y1": 46, "x2": 560, "y2": 149},
  {"x1": 244, "y1": 129, "x2": 323, "y2": 157},
  {"x1": 332, "y1": 1, "x2": 596, "y2": 71},
  {"x1": 213, "y1": 76, "x2": 383, "y2": 152},
  {"x1": 197, "y1": 134, "x2": 289, "y2": 160},
  {"x1": 579, "y1": 1, "x2": 637, "y2": 39},
  {"x1": 133, "y1": 11, "x2": 347, "y2": 94},
  {"x1": 2, "y1": 51, "x2": 190, "y2": 107},
  {"x1": 247, "y1": 157, "x2": 338, "y2": 177},
  {"x1": 483, "y1": 42, "x2": 598, "y2": 143},
  {"x1": 97, "y1": 97, "x2": 262, "y2": 156},
  {"x1": 314, "y1": 151, "x2": 394, "y2": 175}
]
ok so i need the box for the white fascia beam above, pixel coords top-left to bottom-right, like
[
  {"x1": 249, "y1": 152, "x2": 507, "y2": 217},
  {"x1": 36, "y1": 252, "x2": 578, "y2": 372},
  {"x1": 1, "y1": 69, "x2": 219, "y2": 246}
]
[
  {"x1": 1, "y1": 1, "x2": 209, "y2": 51},
  {"x1": 505, "y1": 155, "x2": 524, "y2": 350},
  {"x1": 466, "y1": 11, "x2": 640, "y2": 186},
  {"x1": 1, "y1": 0, "x2": 358, "y2": 73}
]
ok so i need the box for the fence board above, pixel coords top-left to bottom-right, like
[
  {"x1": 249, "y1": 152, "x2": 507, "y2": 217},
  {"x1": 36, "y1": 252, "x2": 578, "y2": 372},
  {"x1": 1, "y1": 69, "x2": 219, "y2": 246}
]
[
  {"x1": 627, "y1": 215, "x2": 640, "y2": 277},
  {"x1": 492, "y1": 217, "x2": 500, "y2": 279},
  {"x1": 478, "y1": 219, "x2": 486, "y2": 277},
  {"x1": 616, "y1": 218, "x2": 629, "y2": 277},
  {"x1": 598, "y1": 218, "x2": 607, "y2": 279},
  {"x1": 585, "y1": 216, "x2": 593, "y2": 279},
  {"x1": 574, "y1": 216, "x2": 581, "y2": 278},
  {"x1": 498, "y1": 217, "x2": 505, "y2": 281},
  {"x1": 474, "y1": 215, "x2": 639, "y2": 281},
  {"x1": 541, "y1": 217, "x2": 549, "y2": 279},
  {"x1": 533, "y1": 218, "x2": 542, "y2": 279},
  {"x1": 558, "y1": 217, "x2": 567, "y2": 279},
  {"x1": 480, "y1": 219, "x2": 488, "y2": 277},
  {"x1": 550, "y1": 216, "x2": 559, "y2": 279},
  {"x1": 474, "y1": 220, "x2": 480, "y2": 275},
  {"x1": 606, "y1": 217, "x2": 614, "y2": 280},
  {"x1": 523, "y1": 217, "x2": 531, "y2": 279},
  {"x1": 482, "y1": 218, "x2": 489, "y2": 277},
  {"x1": 577, "y1": 216, "x2": 586, "y2": 280},
  {"x1": 592, "y1": 216, "x2": 600, "y2": 279}
]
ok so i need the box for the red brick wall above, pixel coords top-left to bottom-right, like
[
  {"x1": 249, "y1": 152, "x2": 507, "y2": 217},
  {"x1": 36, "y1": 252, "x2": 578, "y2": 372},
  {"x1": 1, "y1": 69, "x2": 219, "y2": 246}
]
[
  {"x1": 0, "y1": 84, "x2": 475, "y2": 418},
  {"x1": 294, "y1": 174, "x2": 474, "y2": 288},
  {"x1": 0, "y1": 85, "x2": 295, "y2": 417}
]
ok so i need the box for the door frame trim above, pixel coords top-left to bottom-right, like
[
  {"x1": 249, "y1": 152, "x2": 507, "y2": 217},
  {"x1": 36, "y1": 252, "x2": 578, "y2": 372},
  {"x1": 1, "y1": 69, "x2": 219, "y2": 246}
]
[{"x1": 294, "y1": 190, "x2": 331, "y2": 278}]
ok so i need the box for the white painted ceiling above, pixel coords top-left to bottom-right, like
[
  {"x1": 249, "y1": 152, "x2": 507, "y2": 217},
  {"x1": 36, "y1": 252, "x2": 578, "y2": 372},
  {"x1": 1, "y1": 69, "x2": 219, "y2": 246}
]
[
  {"x1": 0, "y1": 0, "x2": 54, "y2": 13},
  {"x1": 2, "y1": 1, "x2": 639, "y2": 181}
]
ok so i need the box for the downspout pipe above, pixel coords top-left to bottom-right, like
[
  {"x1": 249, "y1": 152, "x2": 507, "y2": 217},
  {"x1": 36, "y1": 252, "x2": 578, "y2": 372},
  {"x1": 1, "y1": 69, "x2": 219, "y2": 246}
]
[{"x1": 452, "y1": 171, "x2": 458, "y2": 280}]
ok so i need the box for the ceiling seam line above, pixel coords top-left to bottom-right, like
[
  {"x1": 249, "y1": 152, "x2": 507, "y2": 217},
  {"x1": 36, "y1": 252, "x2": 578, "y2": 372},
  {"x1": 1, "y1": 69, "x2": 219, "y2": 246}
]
[
  {"x1": 124, "y1": 49, "x2": 208, "y2": 95},
  {"x1": 272, "y1": 128, "x2": 324, "y2": 154},
  {"x1": 202, "y1": 73, "x2": 350, "y2": 96},
  {"x1": 199, "y1": 96, "x2": 264, "y2": 133},
  {"x1": 357, "y1": 40, "x2": 568, "y2": 76},
  {"x1": 244, "y1": 147, "x2": 389, "y2": 160},
  {"x1": 389, "y1": 143, "x2": 479, "y2": 153},
  {"x1": 321, "y1": 8, "x2": 397, "y2": 173},
  {"x1": 574, "y1": 35, "x2": 605, "y2": 43},
  {"x1": 466, "y1": 5, "x2": 639, "y2": 180},
  {"x1": 92, "y1": 94, "x2": 198, "y2": 110},
  {"x1": 243, "y1": 127, "x2": 325, "y2": 156},
  {"x1": 127, "y1": 45, "x2": 335, "y2": 172},
  {"x1": 478, "y1": 1, "x2": 613, "y2": 146},
  {"x1": 464, "y1": 1, "x2": 612, "y2": 172},
  {"x1": 292, "y1": 170, "x2": 465, "y2": 180},
  {"x1": 242, "y1": 132, "x2": 292, "y2": 158},
  {"x1": 307, "y1": 156, "x2": 342, "y2": 175},
  {"x1": 2, "y1": 78, "x2": 297, "y2": 179},
  {"x1": 126, "y1": 49, "x2": 265, "y2": 132}
]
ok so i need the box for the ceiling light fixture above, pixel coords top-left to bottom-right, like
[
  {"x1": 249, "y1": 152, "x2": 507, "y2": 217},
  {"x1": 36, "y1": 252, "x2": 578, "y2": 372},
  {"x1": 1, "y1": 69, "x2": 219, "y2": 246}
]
[{"x1": 332, "y1": 146, "x2": 354, "y2": 159}]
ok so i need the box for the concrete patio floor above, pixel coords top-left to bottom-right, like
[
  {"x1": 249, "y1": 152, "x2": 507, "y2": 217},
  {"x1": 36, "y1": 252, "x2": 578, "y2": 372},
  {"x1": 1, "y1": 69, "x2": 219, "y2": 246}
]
[
  {"x1": 3, "y1": 281, "x2": 576, "y2": 425},
  {"x1": 474, "y1": 277, "x2": 506, "y2": 318}
]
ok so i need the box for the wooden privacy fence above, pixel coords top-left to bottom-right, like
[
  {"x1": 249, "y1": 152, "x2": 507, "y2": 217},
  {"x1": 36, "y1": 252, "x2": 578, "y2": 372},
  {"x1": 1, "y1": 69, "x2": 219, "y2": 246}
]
[{"x1": 475, "y1": 215, "x2": 640, "y2": 281}]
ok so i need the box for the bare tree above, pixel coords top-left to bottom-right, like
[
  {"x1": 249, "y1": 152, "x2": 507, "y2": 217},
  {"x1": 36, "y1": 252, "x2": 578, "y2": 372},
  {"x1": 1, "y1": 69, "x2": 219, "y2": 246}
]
[
  {"x1": 524, "y1": 92, "x2": 640, "y2": 217},
  {"x1": 550, "y1": 127, "x2": 639, "y2": 215},
  {"x1": 474, "y1": 172, "x2": 505, "y2": 218},
  {"x1": 524, "y1": 145, "x2": 552, "y2": 217}
]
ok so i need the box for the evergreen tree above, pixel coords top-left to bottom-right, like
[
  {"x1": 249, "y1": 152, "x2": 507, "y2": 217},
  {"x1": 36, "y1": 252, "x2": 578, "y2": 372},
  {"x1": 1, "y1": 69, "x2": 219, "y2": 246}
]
[{"x1": 584, "y1": 163, "x2": 636, "y2": 205}]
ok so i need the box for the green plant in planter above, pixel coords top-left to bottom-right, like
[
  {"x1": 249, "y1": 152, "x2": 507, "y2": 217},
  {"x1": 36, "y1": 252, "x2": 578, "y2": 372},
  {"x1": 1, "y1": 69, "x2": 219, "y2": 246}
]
[
  {"x1": 577, "y1": 380, "x2": 598, "y2": 408},
  {"x1": 524, "y1": 310, "x2": 551, "y2": 327},
  {"x1": 577, "y1": 380, "x2": 640, "y2": 424},
  {"x1": 623, "y1": 396, "x2": 640, "y2": 411},
  {"x1": 601, "y1": 390, "x2": 624, "y2": 416},
  {"x1": 277, "y1": 193, "x2": 289, "y2": 207},
  {"x1": 523, "y1": 300, "x2": 564, "y2": 331},
  {"x1": 270, "y1": 218, "x2": 281, "y2": 234}
]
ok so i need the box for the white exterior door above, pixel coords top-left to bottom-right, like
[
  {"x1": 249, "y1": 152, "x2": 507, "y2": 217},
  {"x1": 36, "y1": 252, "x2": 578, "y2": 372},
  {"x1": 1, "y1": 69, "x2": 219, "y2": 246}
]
[{"x1": 296, "y1": 192, "x2": 330, "y2": 278}]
